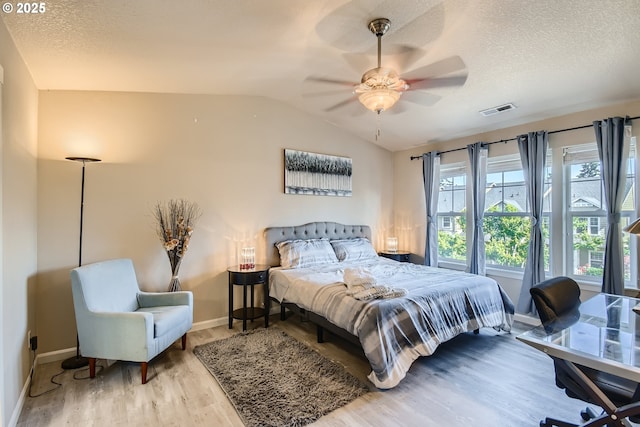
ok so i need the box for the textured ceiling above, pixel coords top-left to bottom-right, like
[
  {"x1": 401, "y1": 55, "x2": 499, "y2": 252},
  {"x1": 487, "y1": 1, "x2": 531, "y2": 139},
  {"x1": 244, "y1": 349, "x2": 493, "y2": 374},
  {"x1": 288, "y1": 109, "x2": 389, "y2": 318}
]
[{"x1": 3, "y1": 0, "x2": 640, "y2": 151}]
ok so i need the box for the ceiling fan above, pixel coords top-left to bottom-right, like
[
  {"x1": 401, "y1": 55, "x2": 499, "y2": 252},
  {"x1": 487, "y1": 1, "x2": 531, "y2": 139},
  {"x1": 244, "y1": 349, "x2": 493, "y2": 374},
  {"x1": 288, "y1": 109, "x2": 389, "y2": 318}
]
[{"x1": 306, "y1": 18, "x2": 468, "y2": 115}]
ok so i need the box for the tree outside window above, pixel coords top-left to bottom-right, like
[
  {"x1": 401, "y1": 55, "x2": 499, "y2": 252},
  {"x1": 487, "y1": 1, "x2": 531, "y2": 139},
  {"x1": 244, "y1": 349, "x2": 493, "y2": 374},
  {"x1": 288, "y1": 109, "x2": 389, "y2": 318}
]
[
  {"x1": 484, "y1": 204, "x2": 531, "y2": 269},
  {"x1": 573, "y1": 217, "x2": 605, "y2": 277}
]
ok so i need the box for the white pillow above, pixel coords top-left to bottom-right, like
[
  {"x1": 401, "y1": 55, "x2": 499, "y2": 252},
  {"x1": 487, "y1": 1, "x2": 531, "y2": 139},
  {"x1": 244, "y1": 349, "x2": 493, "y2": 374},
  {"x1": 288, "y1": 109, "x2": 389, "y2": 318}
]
[
  {"x1": 275, "y1": 238, "x2": 339, "y2": 269},
  {"x1": 330, "y1": 238, "x2": 378, "y2": 262}
]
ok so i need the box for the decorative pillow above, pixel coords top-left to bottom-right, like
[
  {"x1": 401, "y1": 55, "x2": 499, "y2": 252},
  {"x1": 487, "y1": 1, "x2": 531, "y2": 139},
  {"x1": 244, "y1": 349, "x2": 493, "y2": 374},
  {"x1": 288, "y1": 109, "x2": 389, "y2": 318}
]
[
  {"x1": 330, "y1": 238, "x2": 378, "y2": 262},
  {"x1": 275, "y1": 238, "x2": 339, "y2": 269}
]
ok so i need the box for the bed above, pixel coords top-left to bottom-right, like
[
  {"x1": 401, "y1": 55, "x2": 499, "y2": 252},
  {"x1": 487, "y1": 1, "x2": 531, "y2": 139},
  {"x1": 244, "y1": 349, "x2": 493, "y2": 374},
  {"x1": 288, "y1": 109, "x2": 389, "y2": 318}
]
[{"x1": 264, "y1": 221, "x2": 514, "y2": 389}]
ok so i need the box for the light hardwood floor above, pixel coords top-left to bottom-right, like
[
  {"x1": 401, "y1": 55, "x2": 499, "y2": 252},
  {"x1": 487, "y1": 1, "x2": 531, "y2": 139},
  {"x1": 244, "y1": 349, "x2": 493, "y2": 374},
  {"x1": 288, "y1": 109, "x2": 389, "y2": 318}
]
[{"x1": 19, "y1": 315, "x2": 596, "y2": 426}]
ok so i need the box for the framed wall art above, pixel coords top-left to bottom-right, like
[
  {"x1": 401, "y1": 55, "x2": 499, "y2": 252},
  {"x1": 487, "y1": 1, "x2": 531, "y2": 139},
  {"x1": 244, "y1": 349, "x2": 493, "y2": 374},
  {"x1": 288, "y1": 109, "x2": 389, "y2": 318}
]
[{"x1": 284, "y1": 149, "x2": 352, "y2": 196}]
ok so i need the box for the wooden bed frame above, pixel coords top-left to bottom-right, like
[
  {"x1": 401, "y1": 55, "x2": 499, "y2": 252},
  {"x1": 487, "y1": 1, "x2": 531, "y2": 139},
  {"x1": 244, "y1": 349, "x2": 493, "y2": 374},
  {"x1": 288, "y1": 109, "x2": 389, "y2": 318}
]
[{"x1": 264, "y1": 221, "x2": 370, "y2": 345}]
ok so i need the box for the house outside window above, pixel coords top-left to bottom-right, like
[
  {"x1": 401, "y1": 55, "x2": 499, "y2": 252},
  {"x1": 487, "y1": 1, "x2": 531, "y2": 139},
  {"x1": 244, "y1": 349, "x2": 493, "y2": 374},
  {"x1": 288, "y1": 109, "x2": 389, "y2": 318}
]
[
  {"x1": 442, "y1": 216, "x2": 452, "y2": 230},
  {"x1": 588, "y1": 251, "x2": 604, "y2": 269},
  {"x1": 564, "y1": 143, "x2": 636, "y2": 283},
  {"x1": 483, "y1": 155, "x2": 549, "y2": 271},
  {"x1": 437, "y1": 163, "x2": 467, "y2": 262},
  {"x1": 574, "y1": 217, "x2": 600, "y2": 235}
]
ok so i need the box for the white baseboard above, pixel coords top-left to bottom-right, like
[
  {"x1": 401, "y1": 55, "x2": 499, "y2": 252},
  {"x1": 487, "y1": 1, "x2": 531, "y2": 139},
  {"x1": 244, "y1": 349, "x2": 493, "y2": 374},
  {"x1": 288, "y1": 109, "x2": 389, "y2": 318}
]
[
  {"x1": 36, "y1": 347, "x2": 77, "y2": 365},
  {"x1": 514, "y1": 313, "x2": 540, "y2": 326},
  {"x1": 35, "y1": 316, "x2": 229, "y2": 365},
  {"x1": 9, "y1": 354, "x2": 36, "y2": 427},
  {"x1": 190, "y1": 316, "x2": 227, "y2": 331},
  {"x1": 33, "y1": 310, "x2": 539, "y2": 366}
]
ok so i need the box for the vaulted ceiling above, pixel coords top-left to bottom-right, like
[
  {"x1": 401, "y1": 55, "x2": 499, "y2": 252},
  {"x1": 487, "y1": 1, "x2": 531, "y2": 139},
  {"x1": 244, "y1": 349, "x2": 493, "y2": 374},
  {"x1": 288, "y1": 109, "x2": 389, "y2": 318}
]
[{"x1": 3, "y1": 0, "x2": 640, "y2": 151}]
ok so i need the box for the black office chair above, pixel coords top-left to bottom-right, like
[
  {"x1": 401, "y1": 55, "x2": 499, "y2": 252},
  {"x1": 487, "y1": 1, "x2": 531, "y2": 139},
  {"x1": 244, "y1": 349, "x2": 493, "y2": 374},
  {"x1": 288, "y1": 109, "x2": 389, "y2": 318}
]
[{"x1": 530, "y1": 277, "x2": 640, "y2": 427}]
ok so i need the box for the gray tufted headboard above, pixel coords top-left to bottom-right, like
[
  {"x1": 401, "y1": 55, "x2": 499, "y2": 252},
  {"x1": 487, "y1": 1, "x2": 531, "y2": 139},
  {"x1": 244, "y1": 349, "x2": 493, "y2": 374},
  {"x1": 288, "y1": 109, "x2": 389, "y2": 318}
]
[{"x1": 264, "y1": 221, "x2": 372, "y2": 267}]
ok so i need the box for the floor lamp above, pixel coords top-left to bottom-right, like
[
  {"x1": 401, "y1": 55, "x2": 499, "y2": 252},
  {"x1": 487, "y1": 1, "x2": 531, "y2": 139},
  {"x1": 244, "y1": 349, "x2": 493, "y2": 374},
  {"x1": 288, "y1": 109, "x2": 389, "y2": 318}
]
[{"x1": 61, "y1": 156, "x2": 101, "y2": 370}]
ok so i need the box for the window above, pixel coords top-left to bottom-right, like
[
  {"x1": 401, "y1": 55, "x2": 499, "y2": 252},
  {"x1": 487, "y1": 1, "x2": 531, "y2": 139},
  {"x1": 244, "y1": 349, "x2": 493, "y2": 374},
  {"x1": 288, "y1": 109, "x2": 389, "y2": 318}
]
[
  {"x1": 437, "y1": 164, "x2": 467, "y2": 262},
  {"x1": 589, "y1": 251, "x2": 604, "y2": 269},
  {"x1": 564, "y1": 142, "x2": 636, "y2": 283},
  {"x1": 442, "y1": 216, "x2": 452, "y2": 230},
  {"x1": 483, "y1": 155, "x2": 532, "y2": 270},
  {"x1": 574, "y1": 217, "x2": 600, "y2": 235},
  {"x1": 543, "y1": 160, "x2": 552, "y2": 271},
  {"x1": 431, "y1": 133, "x2": 637, "y2": 289}
]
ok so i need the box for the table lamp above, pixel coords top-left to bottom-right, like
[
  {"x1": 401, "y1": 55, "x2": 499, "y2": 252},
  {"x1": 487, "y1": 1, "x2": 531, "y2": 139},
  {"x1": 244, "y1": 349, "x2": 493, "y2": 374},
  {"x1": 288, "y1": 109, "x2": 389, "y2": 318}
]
[
  {"x1": 240, "y1": 247, "x2": 255, "y2": 270},
  {"x1": 386, "y1": 237, "x2": 398, "y2": 253}
]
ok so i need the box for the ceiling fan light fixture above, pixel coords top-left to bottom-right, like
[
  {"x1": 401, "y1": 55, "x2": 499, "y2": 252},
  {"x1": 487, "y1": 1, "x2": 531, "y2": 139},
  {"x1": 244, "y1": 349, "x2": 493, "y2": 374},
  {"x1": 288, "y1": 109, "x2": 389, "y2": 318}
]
[
  {"x1": 359, "y1": 67, "x2": 407, "y2": 91},
  {"x1": 354, "y1": 19, "x2": 409, "y2": 114},
  {"x1": 356, "y1": 67, "x2": 407, "y2": 113},
  {"x1": 306, "y1": 16, "x2": 467, "y2": 119},
  {"x1": 358, "y1": 88, "x2": 401, "y2": 114}
]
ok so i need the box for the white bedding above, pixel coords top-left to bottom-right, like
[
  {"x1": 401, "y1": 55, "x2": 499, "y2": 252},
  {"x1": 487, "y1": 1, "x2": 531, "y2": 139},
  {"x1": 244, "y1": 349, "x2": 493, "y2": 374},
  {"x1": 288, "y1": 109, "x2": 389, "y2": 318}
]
[{"x1": 270, "y1": 257, "x2": 514, "y2": 389}]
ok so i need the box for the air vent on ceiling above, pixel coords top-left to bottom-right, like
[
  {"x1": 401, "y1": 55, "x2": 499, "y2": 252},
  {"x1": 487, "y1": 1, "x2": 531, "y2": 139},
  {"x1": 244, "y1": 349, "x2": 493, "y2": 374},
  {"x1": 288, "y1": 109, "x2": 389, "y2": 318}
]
[{"x1": 479, "y1": 103, "x2": 517, "y2": 117}]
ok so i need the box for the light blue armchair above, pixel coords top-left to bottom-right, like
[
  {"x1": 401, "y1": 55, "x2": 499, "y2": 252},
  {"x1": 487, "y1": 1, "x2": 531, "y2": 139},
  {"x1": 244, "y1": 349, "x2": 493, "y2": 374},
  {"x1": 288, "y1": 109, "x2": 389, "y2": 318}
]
[{"x1": 70, "y1": 258, "x2": 193, "y2": 384}]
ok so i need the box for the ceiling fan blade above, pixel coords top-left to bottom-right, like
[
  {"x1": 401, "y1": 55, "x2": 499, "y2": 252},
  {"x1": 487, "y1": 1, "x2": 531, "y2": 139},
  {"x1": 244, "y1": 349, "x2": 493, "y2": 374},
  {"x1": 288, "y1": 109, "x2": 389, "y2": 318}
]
[
  {"x1": 390, "y1": 45, "x2": 426, "y2": 73},
  {"x1": 385, "y1": 102, "x2": 408, "y2": 115},
  {"x1": 305, "y1": 76, "x2": 356, "y2": 87},
  {"x1": 407, "y1": 75, "x2": 468, "y2": 91},
  {"x1": 402, "y1": 55, "x2": 467, "y2": 81},
  {"x1": 302, "y1": 88, "x2": 354, "y2": 98},
  {"x1": 401, "y1": 91, "x2": 442, "y2": 107},
  {"x1": 324, "y1": 97, "x2": 357, "y2": 112},
  {"x1": 342, "y1": 52, "x2": 373, "y2": 75}
]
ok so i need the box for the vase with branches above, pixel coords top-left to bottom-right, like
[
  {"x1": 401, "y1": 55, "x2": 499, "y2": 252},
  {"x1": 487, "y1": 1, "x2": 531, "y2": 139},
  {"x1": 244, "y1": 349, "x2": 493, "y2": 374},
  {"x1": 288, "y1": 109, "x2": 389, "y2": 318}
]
[{"x1": 153, "y1": 199, "x2": 201, "y2": 292}]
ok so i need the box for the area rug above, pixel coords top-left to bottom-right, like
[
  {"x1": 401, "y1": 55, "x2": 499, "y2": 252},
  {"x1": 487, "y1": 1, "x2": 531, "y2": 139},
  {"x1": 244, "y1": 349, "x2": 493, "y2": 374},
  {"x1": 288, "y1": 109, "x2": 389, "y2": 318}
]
[{"x1": 193, "y1": 328, "x2": 369, "y2": 427}]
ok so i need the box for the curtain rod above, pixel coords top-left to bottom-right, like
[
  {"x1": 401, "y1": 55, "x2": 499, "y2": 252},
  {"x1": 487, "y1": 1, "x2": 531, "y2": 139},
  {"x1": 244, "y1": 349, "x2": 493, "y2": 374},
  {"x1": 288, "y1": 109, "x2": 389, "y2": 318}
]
[{"x1": 409, "y1": 115, "x2": 640, "y2": 160}]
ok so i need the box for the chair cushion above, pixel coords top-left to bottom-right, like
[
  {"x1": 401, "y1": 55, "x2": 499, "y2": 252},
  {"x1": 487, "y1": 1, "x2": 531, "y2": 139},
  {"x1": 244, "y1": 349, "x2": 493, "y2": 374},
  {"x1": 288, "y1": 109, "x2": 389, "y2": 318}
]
[{"x1": 137, "y1": 305, "x2": 191, "y2": 338}]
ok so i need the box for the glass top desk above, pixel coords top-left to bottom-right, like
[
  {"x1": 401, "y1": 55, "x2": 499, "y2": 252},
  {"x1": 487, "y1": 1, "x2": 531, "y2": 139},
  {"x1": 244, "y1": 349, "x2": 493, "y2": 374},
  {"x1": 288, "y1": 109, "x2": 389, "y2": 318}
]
[
  {"x1": 518, "y1": 293, "x2": 640, "y2": 426},
  {"x1": 517, "y1": 293, "x2": 640, "y2": 383}
]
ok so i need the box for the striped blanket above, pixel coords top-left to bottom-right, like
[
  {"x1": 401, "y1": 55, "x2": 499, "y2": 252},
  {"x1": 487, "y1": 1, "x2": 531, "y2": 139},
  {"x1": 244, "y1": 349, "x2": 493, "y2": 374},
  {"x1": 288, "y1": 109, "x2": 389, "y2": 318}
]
[{"x1": 270, "y1": 258, "x2": 514, "y2": 389}]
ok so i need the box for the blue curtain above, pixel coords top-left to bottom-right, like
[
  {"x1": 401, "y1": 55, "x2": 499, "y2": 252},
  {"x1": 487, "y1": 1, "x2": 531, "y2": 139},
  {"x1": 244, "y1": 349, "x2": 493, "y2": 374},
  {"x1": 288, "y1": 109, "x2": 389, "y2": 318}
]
[
  {"x1": 423, "y1": 151, "x2": 440, "y2": 266},
  {"x1": 595, "y1": 117, "x2": 628, "y2": 295},
  {"x1": 517, "y1": 131, "x2": 548, "y2": 314},
  {"x1": 467, "y1": 142, "x2": 488, "y2": 275}
]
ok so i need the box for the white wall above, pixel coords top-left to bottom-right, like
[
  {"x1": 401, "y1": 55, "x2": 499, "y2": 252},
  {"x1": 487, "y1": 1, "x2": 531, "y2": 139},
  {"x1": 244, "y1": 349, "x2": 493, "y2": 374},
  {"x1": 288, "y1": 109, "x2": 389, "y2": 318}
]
[
  {"x1": 36, "y1": 90, "x2": 394, "y2": 353},
  {"x1": 0, "y1": 61, "x2": 4, "y2": 427},
  {"x1": 393, "y1": 99, "x2": 640, "y2": 305},
  {"x1": 0, "y1": 18, "x2": 39, "y2": 427}
]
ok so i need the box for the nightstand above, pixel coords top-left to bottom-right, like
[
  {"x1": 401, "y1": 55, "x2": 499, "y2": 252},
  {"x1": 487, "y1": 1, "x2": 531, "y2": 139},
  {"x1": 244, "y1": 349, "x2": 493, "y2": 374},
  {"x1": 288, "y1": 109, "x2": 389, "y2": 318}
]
[
  {"x1": 227, "y1": 264, "x2": 270, "y2": 331},
  {"x1": 378, "y1": 251, "x2": 411, "y2": 263}
]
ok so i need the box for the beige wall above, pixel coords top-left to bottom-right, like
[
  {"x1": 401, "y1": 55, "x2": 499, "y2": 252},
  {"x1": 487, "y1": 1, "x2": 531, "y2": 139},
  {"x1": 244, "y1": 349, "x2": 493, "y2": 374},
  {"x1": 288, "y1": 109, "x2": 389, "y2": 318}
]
[
  {"x1": 393, "y1": 99, "x2": 640, "y2": 304},
  {"x1": 36, "y1": 90, "x2": 394, "y2": 354},
  {"x1": 1, "y1": 18, "x2": 39, "y2": 427}
]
